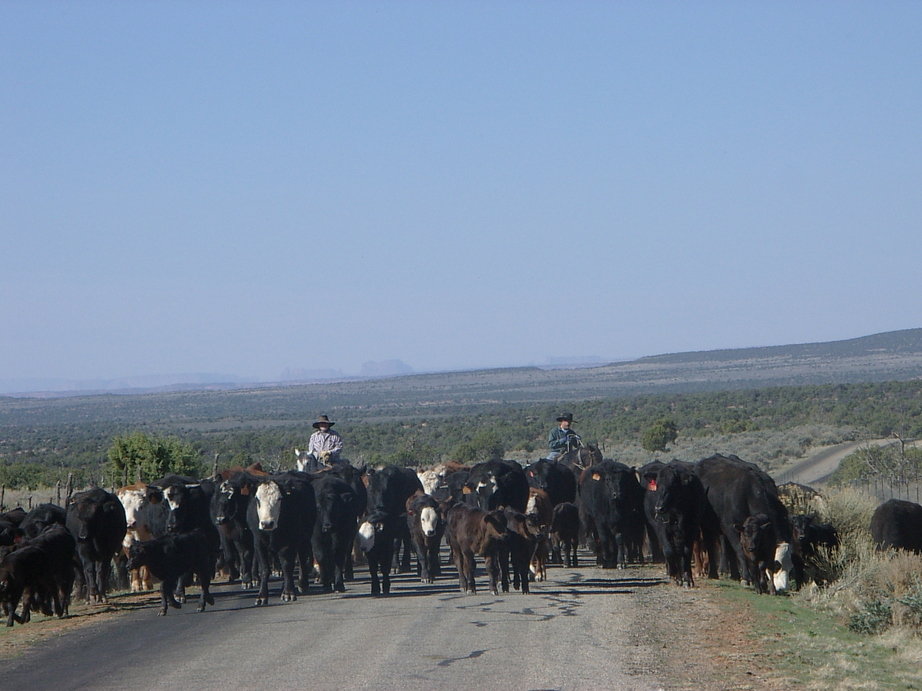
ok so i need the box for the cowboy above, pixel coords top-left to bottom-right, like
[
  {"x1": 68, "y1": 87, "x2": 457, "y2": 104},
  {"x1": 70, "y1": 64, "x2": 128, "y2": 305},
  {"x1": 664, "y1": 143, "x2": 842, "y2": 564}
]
[
  {"x1": 547, "y1": 413, "x2": 581, "y2": 461},
  {"x1": 304, "y1": 415, "x2": 344, "y2": 471}
]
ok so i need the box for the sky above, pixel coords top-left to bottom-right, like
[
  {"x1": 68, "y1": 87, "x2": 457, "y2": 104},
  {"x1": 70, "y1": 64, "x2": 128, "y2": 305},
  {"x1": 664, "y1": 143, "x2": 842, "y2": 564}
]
[{"x1": 2, "y1": 2, "x2": 921, "y2": 389}]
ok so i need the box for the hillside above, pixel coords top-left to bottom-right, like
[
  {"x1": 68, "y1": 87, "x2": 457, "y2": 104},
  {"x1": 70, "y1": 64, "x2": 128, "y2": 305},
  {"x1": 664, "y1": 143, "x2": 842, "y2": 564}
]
[{"x1": 2, "y1": 329, "x2": 922, "y2": 431}]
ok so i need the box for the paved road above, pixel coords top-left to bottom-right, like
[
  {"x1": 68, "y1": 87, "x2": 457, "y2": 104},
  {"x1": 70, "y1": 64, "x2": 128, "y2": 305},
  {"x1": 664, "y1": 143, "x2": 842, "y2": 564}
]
[{"x1": 4, "y1": 557, "x2": 671, "y2": 691}]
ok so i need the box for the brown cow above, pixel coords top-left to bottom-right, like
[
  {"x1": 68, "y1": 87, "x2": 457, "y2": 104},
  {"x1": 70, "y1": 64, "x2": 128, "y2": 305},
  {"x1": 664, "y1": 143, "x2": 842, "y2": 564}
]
[{"x1": 445, "y1": 503, "x2": 507, "y2": 595}]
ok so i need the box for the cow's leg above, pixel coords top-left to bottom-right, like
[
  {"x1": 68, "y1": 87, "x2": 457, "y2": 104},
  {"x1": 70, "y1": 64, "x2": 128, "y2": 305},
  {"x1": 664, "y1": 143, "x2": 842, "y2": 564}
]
[
  {"x1": 369, "y1": 553, "x2": 381, "y2": 595},
  {"x1": 279, "y1": 548, "x2": 297, "y2": 602},
  {"x1": 97, "y1": 559, "x2": 112, "y2": 604},
  {"x1": 253, "y1": 542, "x2": 271, "y2": 606},
  {"x1": 463, "y1": 550, "x2": 476, "y2": 594},
  {"x1": 197, "y1": 565, "x2": 215, "y2": 611}
]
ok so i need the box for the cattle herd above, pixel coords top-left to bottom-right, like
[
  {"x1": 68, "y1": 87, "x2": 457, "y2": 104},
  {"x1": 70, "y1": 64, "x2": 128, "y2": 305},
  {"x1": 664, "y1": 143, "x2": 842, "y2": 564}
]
[{"x1": 3, "y1": 447, "x2": 922, "y2": 626}]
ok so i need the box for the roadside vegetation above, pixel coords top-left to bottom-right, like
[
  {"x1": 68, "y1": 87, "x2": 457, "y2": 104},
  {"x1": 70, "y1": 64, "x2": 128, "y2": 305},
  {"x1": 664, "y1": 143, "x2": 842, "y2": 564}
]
[{"x1": 2, "y1": 379, "x2": 922, "y2": 489}]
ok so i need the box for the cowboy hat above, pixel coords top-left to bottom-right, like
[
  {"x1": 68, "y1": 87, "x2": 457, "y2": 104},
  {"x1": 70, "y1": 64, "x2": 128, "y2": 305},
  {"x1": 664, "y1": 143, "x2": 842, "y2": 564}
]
[
  {"x1": 312, "y1": 415, "x2": 335, "y2": 429},
  {"x1": 556, "y1": 413, "x2": 575, "y2": 423}
]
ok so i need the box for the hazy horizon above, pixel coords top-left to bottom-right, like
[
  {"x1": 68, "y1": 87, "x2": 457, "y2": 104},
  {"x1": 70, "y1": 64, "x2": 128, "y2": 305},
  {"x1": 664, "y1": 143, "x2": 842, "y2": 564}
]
[{"x1": 3, "y1": 4, "x2": 920, "y2": 388}]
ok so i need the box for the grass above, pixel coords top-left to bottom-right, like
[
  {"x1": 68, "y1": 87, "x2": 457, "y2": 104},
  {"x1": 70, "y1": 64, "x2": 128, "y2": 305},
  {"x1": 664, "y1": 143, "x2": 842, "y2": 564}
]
[{"x1": 709, "y1": 579, "x2": 922, "y2": 689}]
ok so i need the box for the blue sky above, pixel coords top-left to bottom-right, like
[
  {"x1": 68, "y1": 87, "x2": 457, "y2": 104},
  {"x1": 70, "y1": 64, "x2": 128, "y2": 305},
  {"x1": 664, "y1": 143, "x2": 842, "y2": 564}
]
[{"x1": 2, "y1": 2, "x2": 920, "y2": 387}]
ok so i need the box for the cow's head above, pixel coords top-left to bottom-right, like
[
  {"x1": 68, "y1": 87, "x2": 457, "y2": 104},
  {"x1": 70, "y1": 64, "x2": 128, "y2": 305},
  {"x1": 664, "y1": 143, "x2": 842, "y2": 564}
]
[
  {"x1": 118, "y1": 488, "x2": 147, "y2": 531},
  {"x1": 254, "y1": 481, "x2": 283, "y2": 531}
]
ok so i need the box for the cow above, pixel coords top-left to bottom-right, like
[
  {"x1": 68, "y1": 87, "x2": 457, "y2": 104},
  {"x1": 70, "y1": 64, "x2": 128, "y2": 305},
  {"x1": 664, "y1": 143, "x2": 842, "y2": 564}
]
[
  {"x1": 789, "y1": 513, "x2": 838, "y2": 586},
  {"x1": 150, "y1": 476, "x2": 221, "y2": 602},
  {"x1": 0, "y1": 509, "x2": 26, "y2": 547},
  {"x1": 357, "y1": 510, "x2": 402, "y2": 596},
  {"x1": 870, "y1": 499, "x2": 922, "y2": 553},
  {"x1": 0, "y1": 545, "x2": 60, "y2": 626},
  {"x1": 578, "y1": 460, "x2": 645, "y2": 569},
  {"x1": 366, "y1": 465, "x2": 423, "y2": 573},
  {"x1": 321, "y1": 461, "x2": 368, "y2": 580},
  {"x1": 0, "y1": 525, "x2": 76, "y2": 626},
  {"x1": 210, "y1": 472, "x2": 261, "y2": 589},
  {"x1": 525, "y1": 460, "x2": 577, "y2": 507},
  {"x1": 736, "y1": 514, "x2": 778, "y2": 595},
  {"x1": 464, "y1": 460, "x2": 528, "y2": 513},
  {"x1": 693, "y1": 454, "x2": 793, "y2": 593},
  {"x1": 249, "y1": 472, "x2": 316, "y2": 605},
  {"x1": 116, "y1": 482, "x2": 170, "y2": 592},
  {"x1": 638, "y1": 460, "x2": 666, "y2": 564},
  {"x1": 406, "y1": 492, "x2": 445, "y2": 584},
  {"x1": 19, "y1": 503, "x2": 67, "y2": 540},
  {"x1": 549, "y1": 502, "x2": 580, "y2": 568},
  {"x1": 66, "y1": 488, "x2": 127, "y2": 605},
  {"x1": 649, "y1": 460, "x2": 708, "y2": 587},
  {"x1": 126, "y1": 530, "x2": 216, "y2": 616},
  {"x1": 311, "y1": 473, "x2": 359, "y2": 594},
  {"x1": 501, "y1": 508, "x2": 542, "y2": 592},
  {"x1": 525, "y1": 488, "x2": 553, "y2": 577},
  {"x1": 444, "y1": 502, "x2": 508, "y2": 595}
]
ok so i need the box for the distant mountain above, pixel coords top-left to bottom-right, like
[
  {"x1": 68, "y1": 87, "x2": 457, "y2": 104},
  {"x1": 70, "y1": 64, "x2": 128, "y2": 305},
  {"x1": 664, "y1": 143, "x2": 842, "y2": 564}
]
[
  {"x1": 4, "y1": 328, "x2": 922, "y2": 400},
  {"x1": 360, "y1": 360, "x2": 415, "y2": 377}
]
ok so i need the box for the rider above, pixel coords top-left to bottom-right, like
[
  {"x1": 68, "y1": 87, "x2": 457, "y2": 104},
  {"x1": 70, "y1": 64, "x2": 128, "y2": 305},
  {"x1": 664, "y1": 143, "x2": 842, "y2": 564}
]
[
  {"x1": 305, "y1": 415, "x2": 344, "y2": 471},
  {"x1": 546, "y1": 413, "x2": 582, "y2": 461}
]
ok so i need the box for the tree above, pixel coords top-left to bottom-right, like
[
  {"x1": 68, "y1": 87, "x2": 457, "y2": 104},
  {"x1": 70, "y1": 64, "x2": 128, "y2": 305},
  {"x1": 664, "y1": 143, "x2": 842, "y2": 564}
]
[
  {"x1": 641, "y1": 419, "x2": 678, "y2": 453},
  {"x1": 105, "y1": 432, "x2": 202, "y2": 485},
  {"x1": 450, "y1": 431, "x2": 505, "y2": 464}
]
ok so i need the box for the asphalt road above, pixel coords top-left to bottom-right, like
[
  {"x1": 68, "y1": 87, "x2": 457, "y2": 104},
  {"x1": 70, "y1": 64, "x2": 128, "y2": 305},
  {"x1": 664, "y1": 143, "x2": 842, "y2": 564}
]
[{"x1": 3, "y1": 555, "x2": 671, "y2": 691}]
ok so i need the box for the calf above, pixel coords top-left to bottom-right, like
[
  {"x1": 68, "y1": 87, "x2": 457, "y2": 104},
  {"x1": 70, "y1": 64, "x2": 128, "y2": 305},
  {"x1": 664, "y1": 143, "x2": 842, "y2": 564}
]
[
  {"x1": 357, "y1": 511, "x2": 401, "y2": 595},
  {"x1": 19, "y1": 503, "x2": 67, "y2": 539},
  {"x1": 550, "y1": 502, "x2": 580, "y2": 567},
  {"x1": 406, "y1": 493, "x2": 445, "y2": 584},
  {"x1": 736, "y1": 514, "x2": 777, "y2": 595},
  {"x1": 791, "y1": 513, "x2": 839, "y2": 586},
  {"x1": 445, "y1": 503, "x2": 508, "y2": 595},
  {"x1": 502, "y1": 508, "x2": 538, "y2": 593},
  {"x1": 127, "y1": 530, "x2": 216, "y2": 616}
]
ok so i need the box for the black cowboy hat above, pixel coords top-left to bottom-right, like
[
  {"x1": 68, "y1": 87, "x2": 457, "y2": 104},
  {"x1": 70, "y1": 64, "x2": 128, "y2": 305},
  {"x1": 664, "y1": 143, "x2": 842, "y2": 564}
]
[
  {"x1": 556, "y1": 413, "x2": 575, "y2": 423},
  {"x1": 312, "y1": 415, "x2": 335, "y2": 429}
]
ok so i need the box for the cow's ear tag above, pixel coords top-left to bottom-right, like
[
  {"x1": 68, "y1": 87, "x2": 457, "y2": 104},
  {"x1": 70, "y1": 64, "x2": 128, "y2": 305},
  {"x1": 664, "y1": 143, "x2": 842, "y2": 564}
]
[
  {"x1": 462, "y1": 486, "x2": 472, "y2": 494},
  {"x1": 647, "y1": 479, "x2": 657, "y2": 491},
  {"x1": 591, "y1": 473, "x2": 602, "y2": 481}
]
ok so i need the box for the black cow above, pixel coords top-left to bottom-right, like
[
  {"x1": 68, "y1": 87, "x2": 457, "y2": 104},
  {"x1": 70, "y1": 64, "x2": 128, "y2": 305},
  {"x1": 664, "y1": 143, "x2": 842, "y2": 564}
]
[
  {"x1": 464, "y1": 460, "x2": 528, "y2": 513},
  {"x1": 311, "y1": 473, "x2": 359, "y2": 594},
  {"x1": 693, "y1": 454, "x2": 793, "y2": 593},
  {"x1": 649, "y1": 460, "x2": 707, "y2": 587},
  {"x1": 638, "y1": 460, "x2": 666, "y2": 564},
  {"x1": 578, "y1": 460, "x2": 645, "y2": 569},
  {"x1": 444, "y1": 502, "x2": 508, "y2": 595},
  {"x1": 870, "y1": 499, "x2": 922, "y2": 553},
  {"x1": 127, "y1": 529, "x2": 216, "y2": 615},
  {"x1": 321, "y1": 462, "x2": 369, "y2": 580},
  {"x1": 249, "y1": 471, "x2": 316, "y2": 605},
  {"x1": 791, "y1": 513, "x2": 839, "y2": 586},
  {"x1": 19, "y1": 503, "x2": 67, "y2": 540},
  {"x1": 550, "y1": 502, "x2": 580, "y2": 567},
  {"x1": 406, "y1": 492, "x2": 445, "y2": 584},
  {"x1": 66, "y1": 489, "x2": 127, "y2": 604},
  {"x1": 736, "y1": 514, "x2": 777, "y2": 595},
  {"x1": 525, "y1": 460, "x2": 577, "y2": 507},
  {"x1": 0, "y1": 525, "x2": 76, "y2": 625},
  {"x1": 357, "y1": 510, "x2": 402, "y2": 596},
  {"x1": 150, "y1": 476, "x2": 220, "y2": 602},
  {"x1": 366, "y1": 466, "x2": 423, "y2": 573},
  {"x1": 0, "y1": 508, "x2": 27, "y2": 546},
  {"x1": 211, "y1": 472, "x2": 260, "y2": 589}
]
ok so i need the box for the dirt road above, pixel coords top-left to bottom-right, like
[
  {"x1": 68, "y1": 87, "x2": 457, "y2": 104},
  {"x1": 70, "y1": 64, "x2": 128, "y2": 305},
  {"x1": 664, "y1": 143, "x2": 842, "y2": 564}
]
[{"x1": 0, "y1": 556, "x2": 776, "y2": 690}]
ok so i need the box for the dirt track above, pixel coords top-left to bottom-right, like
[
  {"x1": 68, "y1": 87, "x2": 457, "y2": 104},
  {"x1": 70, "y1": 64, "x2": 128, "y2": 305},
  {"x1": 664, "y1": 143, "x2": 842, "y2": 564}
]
[{"x1": 1, "y1": 557, "x2": 782, "y2": 690}]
